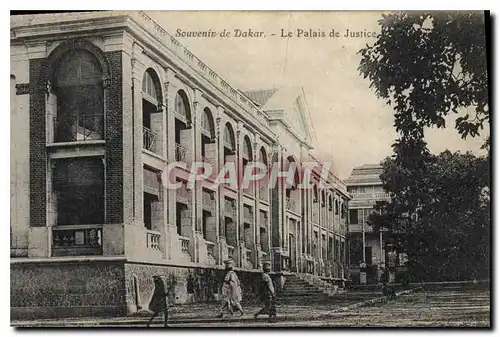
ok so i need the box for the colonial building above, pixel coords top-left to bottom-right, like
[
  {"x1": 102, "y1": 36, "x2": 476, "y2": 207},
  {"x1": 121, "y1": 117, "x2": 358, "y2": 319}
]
[
  {"x1": 345, "y1": 164, "x2": 391, "y2": 284},
  {"x1": 10, "y1": 11, "x2": 350, "y2": 319}
]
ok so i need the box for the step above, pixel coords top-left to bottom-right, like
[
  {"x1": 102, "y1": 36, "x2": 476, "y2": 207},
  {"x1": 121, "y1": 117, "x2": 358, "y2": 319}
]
[
  {"x1": 283, "y1": 285, "x2": 319, "y2": 290},
  {"x1": 280, "y1": 289, "x2": 326, "y2": 294},
  {"x1": 280, "y1": 292, "x2": 326, "y2": 297}
]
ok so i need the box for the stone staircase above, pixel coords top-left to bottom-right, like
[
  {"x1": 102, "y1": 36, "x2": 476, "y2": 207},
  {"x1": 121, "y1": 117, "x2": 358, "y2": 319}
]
[
  {"x1": 277, "y1": 273, "x2": 382, "y2": 305},
  {"x1": 277, "y1": 274, "x2": 342, "y2": 303}
]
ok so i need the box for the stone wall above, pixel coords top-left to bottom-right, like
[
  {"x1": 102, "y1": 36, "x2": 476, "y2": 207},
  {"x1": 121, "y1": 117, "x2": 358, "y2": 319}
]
[
  {"x1": 11, "y1": 260, "x2": 264, "y2": 319},
  {"x1": 11, "y1": 260, "x2": 127, "y2": 320},
  {"x1": 124, "y1": 263, "x2": 262, "y2": 314}
]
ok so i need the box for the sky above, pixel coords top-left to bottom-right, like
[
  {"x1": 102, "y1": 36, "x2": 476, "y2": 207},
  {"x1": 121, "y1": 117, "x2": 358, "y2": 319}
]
[{"x1": 146, "y1": 11, "x2": 489, "y2": 179}]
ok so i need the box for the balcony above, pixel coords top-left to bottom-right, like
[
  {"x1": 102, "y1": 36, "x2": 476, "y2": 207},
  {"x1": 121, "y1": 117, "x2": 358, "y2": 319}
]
[
  {"x1": 227, "y1": 245, "x2": 235, "y2": 258},
  {"x1": 202, "y1": 192, "x2": 215, "y2": 210},
  {"x1": 348, "y1": 224, "x2": 362, "y2": 232},
  {"x1": 146, "y1": 230, "x2": 161, "y2": 251},
  {"x1": 175, "y1": 142, "x2": 188, "y2": 162},
  {"x1": 243, "y1": 211, "x2": 253, "y2": 224},
  {"x1": 260, "y1": 250, "x2": 267, "y2": 261},
  {"x1": 52, "y1": 225, "x2": 103, "y2": 256},
  {"x1": 179, "y1": 235, "x2": 190, "y2": 255},
  {"x1": 351, "y1": 192, "x2": 391, "y2": 200},
  {"x1": 176, "y1": 185, "x2": 191, "y2": 203},
  {"x1": 205, "y1": 241, "x2": 216, "y2": 264},
  {"x1": 201, "y1": 155, "x2": 212, "y2": 165},
  {"x1": 242, "y1": 186, "x2": 253, "y2": 197},
  {"x1": 206, "y1": 241, "x2": 215, "y2": 258},
  {"x1": 143, "y1": 127, "x2": 160, "y2": 153},
  {"x1": 312, "y1": 209, "x2": 319, "y2": 224},
  {"x1": 53, "y1": 115, "x2": 104, "y2": 143},
  {"x1": 224, "y1": 200, "x2": 236, "y2": 218},
  {"x1": 259, "y1": 187, "x2": 269, "y2": 202},
  {"x1": 286, "y1": 197, "x2": 298, "y2": 213}
]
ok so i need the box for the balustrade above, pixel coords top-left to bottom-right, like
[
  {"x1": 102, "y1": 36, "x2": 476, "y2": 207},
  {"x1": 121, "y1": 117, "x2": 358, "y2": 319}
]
[
  {"x1": 54, "y1": 115, "x2": 104, "y2": 143},
  {"x1": 179, "y1": 235, "x2": 190, "y2": 255},
  {"x1": 175, "y1": 142, "x2": 188, "y2": 162},
  {"x1": 143, "y1": 127, "x2": 159, "y2": 153},
  {"x1": 146, "y1": 230, "x2": 161, "y2": 250},
  {"x1": 52, "y1": 225, "x2": 102, "y2": 256}
]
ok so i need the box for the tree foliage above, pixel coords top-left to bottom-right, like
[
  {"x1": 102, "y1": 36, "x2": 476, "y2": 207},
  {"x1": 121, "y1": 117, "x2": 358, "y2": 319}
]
[
  {"x1": 360, "y1": 11, "x2": 490, "y2": 282},
  {"x1": 359, "y1": 11, "x2": 489, "y2": 141},
  {"x1": 368, "y1": 150, "x2": 490, "y2": 281}
]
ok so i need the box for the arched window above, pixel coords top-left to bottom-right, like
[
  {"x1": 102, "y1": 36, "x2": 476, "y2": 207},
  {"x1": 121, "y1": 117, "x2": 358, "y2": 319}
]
[
  {"x1": 201, "y1": 108, "x2": 215, "y2": 139},
  {"x1": 175, "y1": 90, "x2": 191, "y2": 122},
  {"x1": 329, "y1": 195, "x2": 333, "y2": 211},
  {"x1": 142, "y1": 69, "x2": 161, "y2": 106},
  {"x1": 259, "y1": 147, "x2": 268, "y2": 166},
  {"x1": 53, "y1": 49, "x2": 104, "y2": 142},
  {"x1": 335, "y1": 199, "x2": 339, "y2": 215},
  {"x1": 242, "y1": 136, "x2": 252, "y2": 161},
  {"x1": 174, "y1": 90, "x2": 191, "y2": 161},
  {"x1": 223, "y1": 123, "x2": 235, "y2": 150},
  {"x1": 200, "y1": 108, "x2": 215, "y2": 161},
  {"x1": 142, "y1": 69, "x2": 163, "y2": 153}
]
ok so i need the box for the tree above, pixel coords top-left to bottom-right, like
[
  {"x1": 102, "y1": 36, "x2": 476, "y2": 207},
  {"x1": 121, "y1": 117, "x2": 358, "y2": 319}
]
[
  {"x1": 360, "y1": 11, "x2": 490, "y2": 282},
  {"x1": 368, "y1": 151, "x2": 490, "y2": 281},
  {"x1": 359, "y1": 11, "x2": 489, "y2": 142}
]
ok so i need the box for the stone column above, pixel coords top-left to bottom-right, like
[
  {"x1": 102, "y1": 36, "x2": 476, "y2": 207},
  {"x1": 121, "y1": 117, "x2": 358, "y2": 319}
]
[
  {"x1": 253, "y1": 134, "x2": 261, "y2": 268},
  {"x1": 192, "y1": 88, "x2": 204, "y2": 264},
  {"x1": 236, "y1": 122, "x2": 243, "y2": 268},
  {"x1": 121, "y1": 48, "x2": 146, "y2": 259},
  {"x1": 215, "y1": 111, "x2": 224, "y2": 265},
  {"x1": 131, "y1": 51, "x2": 145, "y2": 227},
  {"x1": 270, "y1": 144, "x2": 283, "y2": 272}
]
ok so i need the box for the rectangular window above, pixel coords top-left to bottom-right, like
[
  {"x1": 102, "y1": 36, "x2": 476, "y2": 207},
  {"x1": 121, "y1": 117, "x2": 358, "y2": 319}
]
[
  {"x1": 349, "y1": 240, "x2": 363, "y2": 266},
  {"x1": 349, "y1": 209, "x2": 358, "y2": 224},
  {"x1": 143, "y1": 192, "x2": 158, "y2": 230},
  {"x1": 365, "y1": 247, "x2": 373, "y2": 265},
  {"x1": 340, "y1": 240, "x2": 345, "y2": 264},
  {"x1": 54, "y1": 157, "x2": 104, "y2": 225}
]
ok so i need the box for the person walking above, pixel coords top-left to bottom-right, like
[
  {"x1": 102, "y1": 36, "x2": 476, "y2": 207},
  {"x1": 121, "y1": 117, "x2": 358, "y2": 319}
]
[
  {"x1": 254, "y1": 261, "x2": 277, "y2": 323},
  {"x1": 217, "y1": 259, "x2": 244, "y2": 318},
  {"x1": 146, "y1": 275, "x2": 169, "y2": 328}
]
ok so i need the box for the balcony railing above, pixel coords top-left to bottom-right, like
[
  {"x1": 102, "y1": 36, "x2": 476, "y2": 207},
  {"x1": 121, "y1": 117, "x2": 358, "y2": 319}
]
[
  {"x1": 143, "y1": 127, "x2": 159, "y2": 153},
  {"x1": 260, "y1": 250, "x2": 267, "y2": 261},
  {"x1": 206, "y1": 241, "x2": 215, "y2": 258},
  {"x1": 52, "y1": 225, "x2": 103, "y2": 256},
  {"x1": 202, "y1": 192, "x2": 215, "y2": 210},
  {"x1": 146, "y1": 230, "x2": 161, "y2": 251},
  {"x1": 312, "y1": 209, "x2": 319, "y2": 223},
  {"x1": 259, "y1": 187, "x2": 269, "y2": 202},
  {"x1": 286, "y1": 197, "x2": 298, "y2": 213},
  {"x1": 177, "y1": 185, "x2": 190, "y2": 202},
  {"x1": 243, "y1": 185, "x2": 253, "y2": 196},
  {"x1": 351, "y1": 192, "x2": 391, "y2": 200},
  {"x1": 175, "y1": 142, "x2": 188, "y2": 162},
  {"x1": 243, "y1": 211, "x2": 253, "y2": 224},
  {"x1": 227, "y1": 245, "x2": 235, "y2": 258},
  {"x1": 201, "y1": 155, "x2": 212, "y2": 164},
  {"x1": 224, "y1": 200, "x2": 236, "y2": 218},
  {"x1": 179, "y1": 235, "x2": 190, "y2": 255},
  {"x1": 54, "y1": 115, "x2": 104, "y2": 143}
]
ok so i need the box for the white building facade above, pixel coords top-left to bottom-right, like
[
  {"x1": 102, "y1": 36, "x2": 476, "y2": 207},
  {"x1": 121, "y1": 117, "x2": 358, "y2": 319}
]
[{"x1": 10, "y1": 11, "x2": 350, "y2": 319}]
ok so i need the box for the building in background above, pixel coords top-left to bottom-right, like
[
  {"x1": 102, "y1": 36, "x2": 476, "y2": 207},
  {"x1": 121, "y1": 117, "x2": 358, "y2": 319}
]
[
  {"x1": 345, "y1": 164, "x2": 391, "y2": 285},
  {"x1": 10, "y1": 11, "x2": 350, "y2": 319}
]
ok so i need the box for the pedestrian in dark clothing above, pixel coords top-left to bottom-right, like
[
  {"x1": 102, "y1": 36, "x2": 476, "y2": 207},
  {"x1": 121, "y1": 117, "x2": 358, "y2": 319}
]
[
  {"x1": 147, "y1": 275, "x2": 168, "y2": 328},
  {"x1": 254, "y1": 261, "x2": 277, "y2": 323}
]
